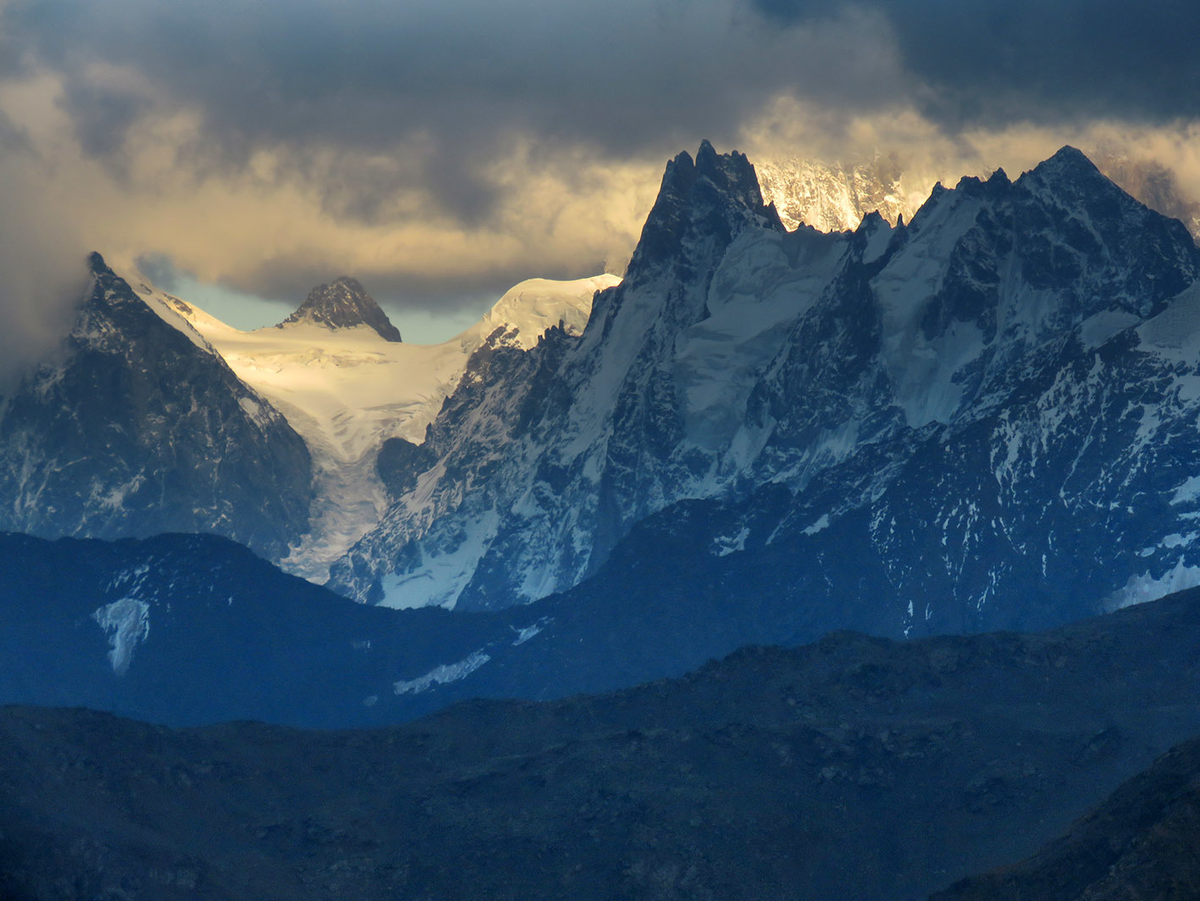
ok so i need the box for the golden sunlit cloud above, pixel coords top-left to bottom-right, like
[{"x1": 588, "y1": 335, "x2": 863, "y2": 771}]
[
  {"x1": 0, "y1": 67, "x2": 662, "y2": 317},
  {"x1": 3, "y1": 48, "x2": 1200, "y2": 350}
]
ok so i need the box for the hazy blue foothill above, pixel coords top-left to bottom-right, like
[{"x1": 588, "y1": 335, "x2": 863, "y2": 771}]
[{"x1": 2, "y1": 586, "x2": 1200, "y2": 899}]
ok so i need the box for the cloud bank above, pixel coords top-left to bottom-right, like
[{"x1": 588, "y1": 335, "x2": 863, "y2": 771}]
[
  {"x1": 0, "y1": 0, "x2": 1199, "y2": 339},
  {"x1": 0, "y1": 115, "x2": 88, "y2": 384}
]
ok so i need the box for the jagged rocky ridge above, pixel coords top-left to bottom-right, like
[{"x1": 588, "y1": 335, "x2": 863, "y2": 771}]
[
  {"x1": 0, "y1": 255, "x2": 313, "y2": 560},
  {"x1": 756, "y1": 149, "x2": 1200, "y2": 241},
  {"x1": 278, "y1": 275, "x2": 402, "y2": 341},
  {"x1": 2, "y1": 586, "x2": 1200, "y2": 900},
  {"x1": 331, "y1": 143, "x2": 1200, "y2": 641},
  {"x1": 0, "y1": 252, "x2": 614, "y2": 577}
]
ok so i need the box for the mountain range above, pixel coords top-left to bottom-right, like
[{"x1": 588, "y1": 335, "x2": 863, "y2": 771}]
[
  {"x1": 757, "y1": 148, "x2": 1200, "y2": 240},
  {"x1": 3, "y1": 143, "x2": 1200, "y2": 697},
  {"x1": 3, "y1": 139, "x2": 1200, "y2": 898},
  {"x1": 330, "y1": 142, "x2": 1200, "y2": 649},
  {"x1": 0, "y1": 255, "x2": 616, "y2": 581}
]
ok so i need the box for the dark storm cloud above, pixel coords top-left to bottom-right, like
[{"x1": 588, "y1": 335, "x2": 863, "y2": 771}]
[
  {"x1": 58, "y1": 77, "x2": 155, "y2": 160},
  {"x1": 6, "y1": 0, "x2": 1198, "y2": 331},
  {"x1": 753, "y1": 0, "x2": 1200, "y2": 126},
  {"x1": 6, "y1": 0, "x2": 1199, "y2": 203},
  {"x1": 1, "y1": 0, "x2": 903, "y2": 224}
]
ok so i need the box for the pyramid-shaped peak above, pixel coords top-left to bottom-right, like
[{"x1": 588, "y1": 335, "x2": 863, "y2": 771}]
[
  {"x1": 279, "y1": 276, "x2": 402, "y2": 342},
  {"x1": 1047, "y1": 144, "x2": 1095, "y2": 166},
  {"x1": 1024, "y1": 145, "x2": 1107, "y2": 184},
  {"x1": 1013, "y1": 144, "x2": 1174, "y2": 228},
  {"x1": 86, "y1": 251, "x2": 110, "y2": 275}
]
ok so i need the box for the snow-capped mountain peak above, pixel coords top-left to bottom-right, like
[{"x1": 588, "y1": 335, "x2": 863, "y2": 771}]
[
  {"x1": 474, "y1": 275, "x2": 621, "y2": 350},
  {"x1": 279, "y1": 276, "x2": 403, "y2": 342}
]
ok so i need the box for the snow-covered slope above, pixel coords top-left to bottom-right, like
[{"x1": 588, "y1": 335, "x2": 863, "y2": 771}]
[
  {"x1": 329, "y1": 143, "x2": 1200, "y2": 623},
  {"x1": 158, "y1": 273, "x2": 618, "y2": 581},
  {"x1": 475, "y1": 277, "x2": 617, "y2": 349}
]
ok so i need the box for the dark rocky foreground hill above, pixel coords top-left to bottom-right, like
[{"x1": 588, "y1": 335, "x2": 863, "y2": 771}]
[
  {"x1": 934, "y1": 734, "x2": 1200, "y2": 901},
  {"x1": 3, "y1": 588, "x2": 1200, "y2": 900},
  {"x1": 0, "y1": 531, "x2": 529, "y2": 727}
]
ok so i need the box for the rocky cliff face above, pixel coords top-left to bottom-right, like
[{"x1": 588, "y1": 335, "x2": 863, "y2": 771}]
[
  {"x1": 1090, "y1": 150, "x2": 1200, "y2": 242},
  {"x1": 0, "y1": 254, "x2": 313, "y2": 560},
  {"x1": 329, "y1": 140, "x2": 787, "y2": 606},
  {"x1": 330, "y1": 144, "x2": 1200, "y2": 632}
]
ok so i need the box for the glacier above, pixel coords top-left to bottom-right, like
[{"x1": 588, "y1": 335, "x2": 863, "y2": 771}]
[{"x1": 139, "y1": 270, "x2": 618, "y2": 581}]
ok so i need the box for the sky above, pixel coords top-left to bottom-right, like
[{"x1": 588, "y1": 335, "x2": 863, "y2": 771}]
[{"x1": 2, "y1": 0, "x2": 1200, "y2": 352}]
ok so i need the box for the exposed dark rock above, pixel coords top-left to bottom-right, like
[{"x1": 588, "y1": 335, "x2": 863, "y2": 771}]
[
  {"x1": 375, "y1": 436, "x2": 435, "y2": 501},
  {"x1": 279, "y1": 276, "x2": 402, "y2": 342}
]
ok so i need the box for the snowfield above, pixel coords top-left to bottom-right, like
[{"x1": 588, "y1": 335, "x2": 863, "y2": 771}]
[{"x1": 132, "y1": 270, "x2": 620, "y2": 582}]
